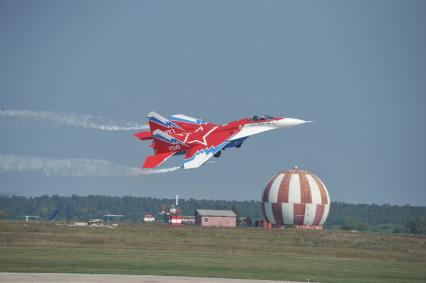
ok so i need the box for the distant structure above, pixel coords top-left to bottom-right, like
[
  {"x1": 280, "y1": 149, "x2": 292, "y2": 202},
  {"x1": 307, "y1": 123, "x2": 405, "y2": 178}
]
[
  {"x1": 88, "y1": 219, "x2": 104, "y2": 226},
  {"x1": 195, "y1": 209, "x2": 236, "y2": 227},
  {"x1": 181, "y1": 215, "x2": 195, "y2": 225},
  {"x1": 168, "y1": 194, "x2": 182, "y2": 226},
  {"x1": 48, "y1": 209, "x2": 60, "y2": 222},
  {"x1": 239, "y1": 216, "x2": 253, "y2": 227},
  {"x1": 144, "y1": 214, "x2": 156, "y2": 222},
  {"x1": 72, "y1": 219, "x2": 118, "y2": 228},
  {"x1": 103, "y1": 214, "x2": 124, "y2": 223},
  {"x1": 261, "y1": 166, "x2": 330, "y2": 229},
  {"x1": 158, "y1": 195, "x2": 182, "y2": 225},
  {"x1": 19, "y1": 215, "x2": 40, "y2": 222}
]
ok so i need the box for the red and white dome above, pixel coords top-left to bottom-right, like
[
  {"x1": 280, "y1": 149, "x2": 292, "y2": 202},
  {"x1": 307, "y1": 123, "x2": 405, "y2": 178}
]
[{"x1": 261, "y1": 167, "x2": 330, "y2": 226}]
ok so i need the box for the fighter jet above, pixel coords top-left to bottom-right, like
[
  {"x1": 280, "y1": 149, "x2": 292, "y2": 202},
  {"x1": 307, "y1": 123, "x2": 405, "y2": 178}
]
[{"x1": 135, "y1": 112, "x2": 311, "y2": 169}]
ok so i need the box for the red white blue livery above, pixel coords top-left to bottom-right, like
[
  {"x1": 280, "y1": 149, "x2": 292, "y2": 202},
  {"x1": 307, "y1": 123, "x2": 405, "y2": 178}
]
[{"x1": 135, "y1": 112, "x2": 311, "y2": 169}]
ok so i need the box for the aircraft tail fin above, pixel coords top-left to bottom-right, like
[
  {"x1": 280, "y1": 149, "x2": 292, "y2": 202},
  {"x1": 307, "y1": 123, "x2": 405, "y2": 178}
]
[
  {"x1": 48, "y1": 209, "x2": 59, "y2": 222},
  {"x1": 147, "y1": 112, "x2": 184, "y2": 135},
  {"x1": 151, "y1": 129, "x2": 189, "y2": 154}
]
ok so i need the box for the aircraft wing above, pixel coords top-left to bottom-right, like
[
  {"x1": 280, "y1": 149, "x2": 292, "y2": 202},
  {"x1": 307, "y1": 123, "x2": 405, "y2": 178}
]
[
  {"x1": 169, "y1": 114, "x2": 217, "y2": 131},
  {"x1": 183, "y1": 129, "x2": 233, "y2": 169},
  {"x1": 169, "y1": 114, "x2": 207, "y2": 125},
  {"x1": 143, "y1": 152, "x2": 177, "y2": 168}
]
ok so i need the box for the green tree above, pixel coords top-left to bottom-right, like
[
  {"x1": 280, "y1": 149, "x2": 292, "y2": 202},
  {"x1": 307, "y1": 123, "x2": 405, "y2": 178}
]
[
  {"x1": 231, "y1": 206, "x2": 240, "y2": 226},
  {"x1": 341, "y1": 217, "x2": 367, "y2": 231},
  {"x1": 406, "y1": 217, "x2": 426, "y2": 234},
  {"x1": 0, "y1": 211, "x2": 7, "y2": 220},
  {"x1": 393, "y1": 225, "x2": 407, "y2": 234}
]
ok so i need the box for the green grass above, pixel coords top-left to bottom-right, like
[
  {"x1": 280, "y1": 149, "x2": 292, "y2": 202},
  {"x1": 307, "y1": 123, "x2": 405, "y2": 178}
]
[{"x1": 0, "y1": 222, "x2": 425, "y2": 282}]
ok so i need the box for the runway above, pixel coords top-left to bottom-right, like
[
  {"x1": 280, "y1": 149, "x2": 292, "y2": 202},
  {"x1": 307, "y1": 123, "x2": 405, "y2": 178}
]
[{"x1": 0, "y1": 273, "x2": 304, "y2": 283}]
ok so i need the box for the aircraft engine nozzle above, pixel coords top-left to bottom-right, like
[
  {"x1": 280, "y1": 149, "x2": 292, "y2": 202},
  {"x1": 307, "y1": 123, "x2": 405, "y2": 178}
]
[{"x1": 276, "y1": 118, "x2": 312, "y2": 128}]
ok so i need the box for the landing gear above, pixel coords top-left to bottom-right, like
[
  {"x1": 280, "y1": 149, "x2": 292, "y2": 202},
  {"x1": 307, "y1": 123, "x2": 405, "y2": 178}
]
[{"x1": 214, "y1": 151, "x2": 221, "y2": 158}]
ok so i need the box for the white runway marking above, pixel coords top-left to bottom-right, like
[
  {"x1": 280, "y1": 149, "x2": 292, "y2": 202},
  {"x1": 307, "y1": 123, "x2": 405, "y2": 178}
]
[{"x1": 0, "y1": 273, "x2": 307, "y2": 283}]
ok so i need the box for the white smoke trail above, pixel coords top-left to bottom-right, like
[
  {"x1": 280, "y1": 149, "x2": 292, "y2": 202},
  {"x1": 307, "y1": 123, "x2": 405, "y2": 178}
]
[
  {"x1": 0, "y1": 154, "x2": 180, "y2": 177},
  {"x1": 0, "y1": 110, "x2": 148, "y2": 131},
  {"x1": 142, "y1": 167, "x2": 181, "y2": 174}
]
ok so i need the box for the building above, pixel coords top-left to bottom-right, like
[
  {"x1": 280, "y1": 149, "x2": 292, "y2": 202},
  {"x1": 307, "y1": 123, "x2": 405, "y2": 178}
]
[
  {"x1": 169, "y1": 214, "x2": 182, "y2": 225},
  {"x1": 239, "y1": 216, "x2": 253, "y2": 227},
  {"x1": 163, "y1": 194, "x2": 182, "y2": 226},
  {"x1": 261, "y1": 166, "x2": 330, "y2": 229},
  {"x1": 181, "y1": 215, "x2": 195, "y2": 225},
  {"x1": 195, "y1": 209, "x2": 236, "y2": 227},
  {"x1": 144, "y1": 214, "x2": 156, "y2": 222}
]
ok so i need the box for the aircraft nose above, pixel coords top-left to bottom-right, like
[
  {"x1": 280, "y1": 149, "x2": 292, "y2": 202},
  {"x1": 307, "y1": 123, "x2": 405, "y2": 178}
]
[{"x1": 275, "y1": 118, "x2": 313, "y2": 128}]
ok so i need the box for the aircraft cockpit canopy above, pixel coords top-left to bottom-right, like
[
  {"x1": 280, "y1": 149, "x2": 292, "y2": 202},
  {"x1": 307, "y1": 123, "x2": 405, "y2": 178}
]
[{"x1": 248, "y1": 114, "x2": 274, "y2": 122}]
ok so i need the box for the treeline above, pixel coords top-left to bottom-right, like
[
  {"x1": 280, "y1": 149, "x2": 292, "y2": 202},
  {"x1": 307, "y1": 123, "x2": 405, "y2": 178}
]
[
  {"x1": 0, "y1": 195, "x2": 425, "y2": 234},
  {"x1": 327, "y1": 202, "x2": 426, "y2": 234},
  {"x1": 0, "y1": 195, "x2": 259, "y2": 224}
]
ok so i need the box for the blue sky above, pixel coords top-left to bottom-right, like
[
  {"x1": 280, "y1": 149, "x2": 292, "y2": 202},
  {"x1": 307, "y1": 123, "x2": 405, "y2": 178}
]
[{"x1": 0, "y1": 0, "x2": 425, "y2": 205}]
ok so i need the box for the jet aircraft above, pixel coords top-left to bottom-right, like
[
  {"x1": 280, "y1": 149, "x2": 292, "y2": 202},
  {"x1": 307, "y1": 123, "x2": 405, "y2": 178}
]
[{"x1": 135, "y1": 112, "x2": 311, "y2": 169}]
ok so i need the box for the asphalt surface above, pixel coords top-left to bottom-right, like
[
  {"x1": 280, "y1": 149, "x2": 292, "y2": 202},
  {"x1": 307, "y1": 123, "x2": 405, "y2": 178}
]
[{"x1": 0, "y1": 273, "x2": 305, "y2": 283}]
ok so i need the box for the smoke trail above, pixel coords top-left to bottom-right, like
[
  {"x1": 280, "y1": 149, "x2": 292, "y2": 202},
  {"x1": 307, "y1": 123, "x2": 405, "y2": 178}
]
[
  {"x1": 0, "y1": 109, "x2": 148, "y2": 131},
  {"x1": 0, "y1": 154, "x2": 180, "y2": 177},
  {"x1": 142, "y1": 167, "x2": 181, "y2": 174}
]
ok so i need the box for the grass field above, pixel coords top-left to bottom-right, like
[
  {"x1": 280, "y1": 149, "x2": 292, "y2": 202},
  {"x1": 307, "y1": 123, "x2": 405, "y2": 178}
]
[{"x1": 0, "y1": 222, "x2": 425, "y2": 282}]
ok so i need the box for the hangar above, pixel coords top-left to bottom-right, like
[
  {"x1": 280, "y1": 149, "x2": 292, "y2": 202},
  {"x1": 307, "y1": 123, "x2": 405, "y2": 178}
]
[{"x1": 195, "y1": 209, "x2": 236, "y2": 227}]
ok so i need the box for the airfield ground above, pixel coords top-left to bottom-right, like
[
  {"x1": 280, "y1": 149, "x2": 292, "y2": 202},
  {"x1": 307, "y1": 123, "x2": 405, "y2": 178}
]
[{"x1": 0, "y1": 222, "x2": 425, "y2": 283}]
